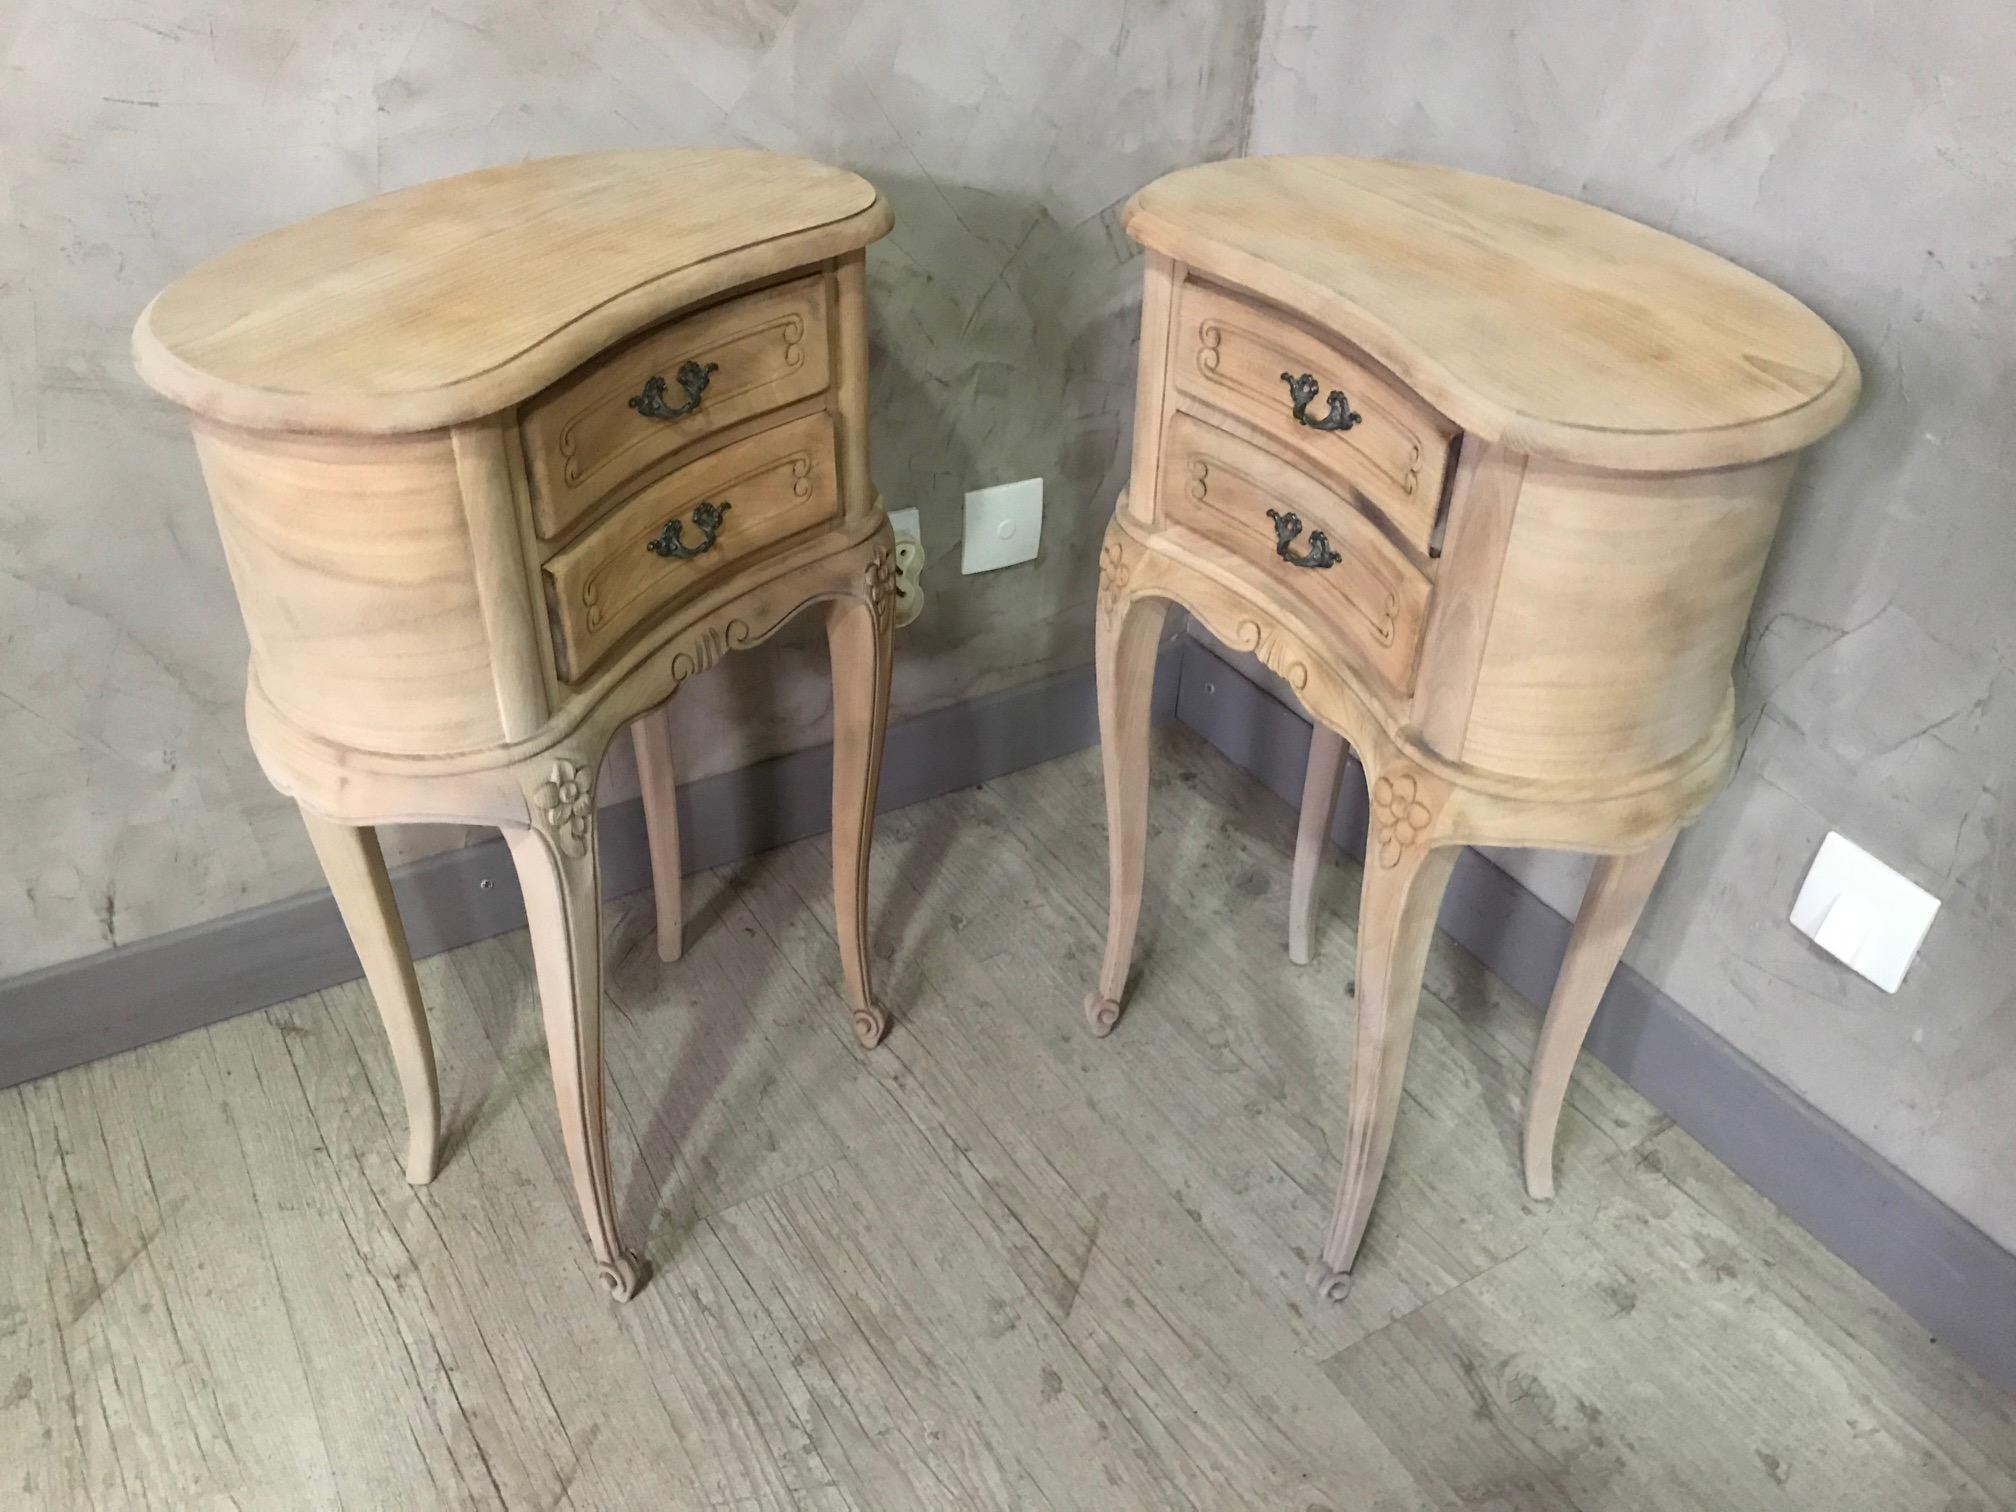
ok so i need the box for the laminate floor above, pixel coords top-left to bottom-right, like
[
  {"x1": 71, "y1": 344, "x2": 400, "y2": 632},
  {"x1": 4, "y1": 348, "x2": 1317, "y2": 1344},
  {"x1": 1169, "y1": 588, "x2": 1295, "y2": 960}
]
[{"x1": 6, "y1": 727, "x2": 2013, "y2": 1509}]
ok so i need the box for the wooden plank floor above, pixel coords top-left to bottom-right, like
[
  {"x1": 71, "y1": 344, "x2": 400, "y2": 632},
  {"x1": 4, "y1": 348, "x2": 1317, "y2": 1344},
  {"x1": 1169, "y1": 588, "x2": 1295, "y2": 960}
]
[{"x1": 5, "y1": 727, "x2": 2012, "y2": 1509}]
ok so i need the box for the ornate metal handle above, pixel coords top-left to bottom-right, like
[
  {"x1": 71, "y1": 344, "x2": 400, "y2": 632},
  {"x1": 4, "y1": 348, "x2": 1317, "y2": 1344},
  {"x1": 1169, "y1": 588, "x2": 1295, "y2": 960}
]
[
  {"x1": 1281, "y1": 371, "x2": 1361, "y2": 432},
  {"x1": 1267, "y1": 508, "x2": 1340, "y2": 570},
  {"x1": 645, "y1": 500, "x2": 731, "y2": 560},
  {"x1": 630, "y1": 359, "x2": 719, "y2": 421}
]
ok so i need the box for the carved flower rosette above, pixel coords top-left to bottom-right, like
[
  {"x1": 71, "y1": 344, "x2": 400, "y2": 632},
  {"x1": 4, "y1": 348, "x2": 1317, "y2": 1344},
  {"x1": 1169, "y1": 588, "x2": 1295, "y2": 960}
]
[
  {"x1": 1372, "y1": 772, "x2": 1433, "y2": 868},
  {"x1": 534, "y1": 758, "x2": 595, "y2": 856}
]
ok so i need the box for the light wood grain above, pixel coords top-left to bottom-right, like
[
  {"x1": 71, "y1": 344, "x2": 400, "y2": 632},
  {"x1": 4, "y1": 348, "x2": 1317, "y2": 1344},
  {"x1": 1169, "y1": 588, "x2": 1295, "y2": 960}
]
[
  {"x1": 297, "y1": 808, "x2": 441, "y2": 1184},
  {"x1": 137, "y1": 151, "x2": 898, "y2": 1300},
  {"x1": 541, "y1": 412, "x2": 842, "y2": 682},
  {"x1": 506, "y1": 814, "x2": 646, "y2": 1302},
  {"x1": 1125, "y1": 156, "x2": 1859, "y2": 470},
  {"x1": 630, "y1": 708, "x2": 684, "y2": 964},
  {"x1": 194, "y1": 420, "x2": 502, "y2": 755},
  {"x1": 522, "y1": 272, "x2": 832, "y2": 540},
  {"x1": 1407, "y1": 437, "x2": 1523, "y2": 757},
  {"x1": 1460, "y1": 452, "x2": 1795, "y2": 782},
  {"x1": 1523, "y1": 832, "x2": 1678, "y2": 1199},
  {"x1": 1311, "y1": 773, "x2": 1458, "y2": 1296},
  {"x1": 1100, "y1": 161, "x2": 1855, "y2": 1301},
  {"x1": 1172, "y1": 275, "x2": 1457, "y2": 551},
  {"x1": 1085, "y1": 540, "x2": 1173, "y2": 1036},
  {"x1": 1121, "y1": 252, "x2": 1183, "y2": 529},
  {"x1": 1288, "y1": 724, "x2": 1348, "y2": 967},
  {"x1": 829, "y1": 252, "x2": 877, "y2": 522},
  {"x1": 823, "y1": 573, "x2": 894, "y2": 1049},
  {"x1": 134, "y1": 149, "x2": 889, "y2": 434},
  {"x1": 1159, "y1": 410, "x2": 1431, "y2": 695},
  {"x1": 11, "y1": 738, "x2": 2012, "y2": 1510},
  {"x1": 453, "y1": 414, "x2": 551, "y2": 741}
]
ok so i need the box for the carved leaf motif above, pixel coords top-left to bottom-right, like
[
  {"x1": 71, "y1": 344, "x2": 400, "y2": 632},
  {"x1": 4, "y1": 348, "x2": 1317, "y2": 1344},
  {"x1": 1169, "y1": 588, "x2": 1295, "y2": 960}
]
[
  {"x1": 668, "y1": 619, "x2": 752, "y2": 684},
  {"x1": 1098, "y1": 539, "x2": 1132, "y2": 619},
  {"x1": 1231, "y1": 617, "x2": 1311, "y2": 692}
]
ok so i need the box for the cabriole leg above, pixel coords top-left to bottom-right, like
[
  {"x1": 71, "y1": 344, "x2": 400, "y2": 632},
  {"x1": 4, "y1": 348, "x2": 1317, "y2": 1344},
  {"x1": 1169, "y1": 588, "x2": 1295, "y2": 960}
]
[
  {"x1": 1311, "y1": 793, "x2": 1456, "y2": 1302},
  {"x1": 825, "y1": 582, "x2": 894, "y2": 1049},
  {"x1": 1085, "y1": 587, "x2": 1172, "y2": 1036},
  {"x1": 1289, "y1": 725, "x2": 1349, "y2": 966},
  {"x1": 505, "y1": 791, "x2": 646, "y2": 1302},
  {"x1": 299, "y1": 808, "x2": 441, "y2": 1185},
  {"x1": 631, "y1": 709, "x2": 684, "y2": 963},
  {"x1": 1522, "y1": 832, "x2": 1677, "y2": 1199}
]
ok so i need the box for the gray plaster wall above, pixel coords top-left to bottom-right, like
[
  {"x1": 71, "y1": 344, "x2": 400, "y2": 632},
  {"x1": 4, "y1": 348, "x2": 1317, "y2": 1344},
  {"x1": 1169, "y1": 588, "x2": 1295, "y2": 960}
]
[
  {"x1": 1249, "y1": 0, "x2": 2016, "y2": 1253},
  {"x1": 0, "y1": 1, "x2": 1259, "y2": 976}
]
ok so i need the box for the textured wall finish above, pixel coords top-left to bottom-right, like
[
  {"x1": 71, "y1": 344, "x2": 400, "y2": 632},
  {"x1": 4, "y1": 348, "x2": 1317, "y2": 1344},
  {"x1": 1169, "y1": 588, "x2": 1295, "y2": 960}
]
[
  {"x1": 0, "y1": 1, "x2": 1259, "y2": 977},
  {"x1": 1250, "y1": 0, "x2": 2016, "y2": 1250}
]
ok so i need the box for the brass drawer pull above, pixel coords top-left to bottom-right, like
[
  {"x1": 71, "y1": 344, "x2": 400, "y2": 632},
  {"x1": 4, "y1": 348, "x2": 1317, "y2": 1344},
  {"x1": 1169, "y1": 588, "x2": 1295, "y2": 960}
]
[
  {"x1": 1281, "y1": 371, "x2": 1361, "y2": 432},
  {"x1": 630, "y1": 359, "x2": 719, "y2": 421},
  {"x1": 645, "y1": 500, "x2": 731, "y2": 560},
  {"x1": 1267, "y1": 508, "x2": 1340, "y2": 570}
]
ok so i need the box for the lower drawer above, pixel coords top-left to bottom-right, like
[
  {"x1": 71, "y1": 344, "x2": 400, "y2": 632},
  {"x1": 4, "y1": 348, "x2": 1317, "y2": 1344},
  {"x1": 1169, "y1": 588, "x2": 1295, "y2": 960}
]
[
  {"x1": 1159, "y1": 410, "x2": 1431, "y2": 694},
  {"x1": 542, "y1": 411, "x2": 839, "y2": 681}
]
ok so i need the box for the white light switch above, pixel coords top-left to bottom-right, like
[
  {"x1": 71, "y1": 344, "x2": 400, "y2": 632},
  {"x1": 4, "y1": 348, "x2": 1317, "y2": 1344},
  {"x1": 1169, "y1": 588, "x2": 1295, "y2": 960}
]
[
  {"x1": 1789, "y1": 832, "x2": 1940, "y2": 994},
  {"x1": 961, "y1": 478, "x2": 1043, "y2": 574}
]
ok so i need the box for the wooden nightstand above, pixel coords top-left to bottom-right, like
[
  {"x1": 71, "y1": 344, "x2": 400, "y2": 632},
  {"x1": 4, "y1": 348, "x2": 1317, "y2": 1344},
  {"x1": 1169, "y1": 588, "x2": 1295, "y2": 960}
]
[
  {"x1": 1087, "y1": 157, "x2": 1857, "y2": 1301},
  {"x1": 135, "y1": 149, "x2": 897, "y2": 1300}
]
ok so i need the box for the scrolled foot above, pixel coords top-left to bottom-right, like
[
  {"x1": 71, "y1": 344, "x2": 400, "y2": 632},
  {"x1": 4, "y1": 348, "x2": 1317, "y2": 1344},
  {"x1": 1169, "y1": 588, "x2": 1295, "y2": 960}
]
[
  {"x1": 851, "y1": 1000, "x2": 889, "y2": 1049},
  {"x1": 598, "y1": 1250, "x2": 650, "y2": 1302},
  {"x1": 1305, "y1": 1260, "x2": 1354, "y2": 1305},
  {"x1": 1084, "y1": 993, "x2": 1124, "y2": 1037}
]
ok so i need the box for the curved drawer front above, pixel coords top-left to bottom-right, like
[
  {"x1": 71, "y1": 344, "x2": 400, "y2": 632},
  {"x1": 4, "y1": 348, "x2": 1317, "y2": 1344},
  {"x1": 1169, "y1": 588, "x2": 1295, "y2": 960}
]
[
  {"x1": 542, "y1": 411, "x2": 840, "y2": 681},
  {"x1": 1160, "y1": 411, "x2": 1430, "y2": 694},
  {"x1": 523, "y1": 273, "x2": 831, "y2": 540},
  {"x1": 1171, "y1": 277, "x2": 1456, "y2": 553}
]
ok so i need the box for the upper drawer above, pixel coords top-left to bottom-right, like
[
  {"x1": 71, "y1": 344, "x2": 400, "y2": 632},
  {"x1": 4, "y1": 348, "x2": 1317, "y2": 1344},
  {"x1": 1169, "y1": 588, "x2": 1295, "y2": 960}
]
[
  {"x1": 1169, "y1": 278, "x2": 1457, "y2": 554},
  {"x1": 542, "y1": 412, "x2": 840, "y2": 682},
  {"x1": 523, "y1": 274, "x2": 832, "y2": 539},
  {"x1": 1160, "y1": 410, "x2": 1431, "y2": 695}
]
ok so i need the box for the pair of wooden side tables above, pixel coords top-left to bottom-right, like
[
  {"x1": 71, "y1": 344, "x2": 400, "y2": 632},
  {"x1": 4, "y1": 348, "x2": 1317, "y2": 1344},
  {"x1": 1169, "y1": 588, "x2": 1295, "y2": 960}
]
[{"x1": 136, "y1": 150, "x2": 1854, "y2": 1303}]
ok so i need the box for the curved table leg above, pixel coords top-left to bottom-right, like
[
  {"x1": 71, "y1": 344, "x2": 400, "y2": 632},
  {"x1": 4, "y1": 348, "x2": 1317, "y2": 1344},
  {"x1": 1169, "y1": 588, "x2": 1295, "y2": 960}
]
[
  {"x1": 505, "y1": 814, "x2": 647, "y2": 1302},
  {"x1": 299, "y1": 808, "x2": 441, "y2": 1185},
  {"x1": 1522, "y1": 832, "x2": 1677, "y2": 1199},
  {"x1": 825, "y1": 590, "x2": 893, "y2": 1049},
  {"x1": 1288, "y1": 725, "x2": 1349, "y2": 967},
  {"x1": 1085, "y1": 591, "x2": 1173, "y2": 1036},
  {"x1": 1311, "y1": 815, "x2": 1457, "y2": 1303},
  {"x1": 630, "y1": 710, "x2": 684, "y2": 963}
]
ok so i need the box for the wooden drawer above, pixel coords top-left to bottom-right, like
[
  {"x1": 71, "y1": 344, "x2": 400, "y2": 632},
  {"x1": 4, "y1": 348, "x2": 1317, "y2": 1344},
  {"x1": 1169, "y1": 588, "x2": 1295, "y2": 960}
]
[
  {"x1": 542, "y1": 412, "x2": 840, "y2": 681},
  {"x1": 1160, "y1": 410, "x2": 1431, "y2": 694},
  {"x1": 523, "y1": 273, "x2": 831, "y2": 539},
  {"x1": 1170, "y1": 277, "x2": 1456, "y2": 553}
]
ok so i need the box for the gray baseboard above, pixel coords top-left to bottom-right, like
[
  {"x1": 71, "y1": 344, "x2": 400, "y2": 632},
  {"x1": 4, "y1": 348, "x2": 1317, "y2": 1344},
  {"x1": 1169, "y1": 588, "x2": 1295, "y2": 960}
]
[
  {"x1": 0, "y1": 650, "x2": 1180, "y2": 1092},
  {"x1": 1174, "y1": 636, "x2": 2016, "y2": 1398}
]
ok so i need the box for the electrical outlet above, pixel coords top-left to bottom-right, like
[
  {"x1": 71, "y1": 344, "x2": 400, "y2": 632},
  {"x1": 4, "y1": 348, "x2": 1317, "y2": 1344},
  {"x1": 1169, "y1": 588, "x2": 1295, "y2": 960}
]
[
  {"x1": 887, "y1": 507, "x2": 924, "y2": 627},
  {"x1": 961, "y1": 478, "x2": 1042, "y2": 574},
  {"x1": 1790, "y1": 831, "x2": 1940, "y2": 993}
]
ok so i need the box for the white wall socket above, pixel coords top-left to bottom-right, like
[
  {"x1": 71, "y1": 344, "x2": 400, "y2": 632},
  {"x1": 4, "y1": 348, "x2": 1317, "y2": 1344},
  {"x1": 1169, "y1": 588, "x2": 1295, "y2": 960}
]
[
  {"x1": 961, "y1": 478, "x2": 1042, "y2": 574},
  {"x1": 1789, "y1": 831, "x2": 1940, "y2": 994}
]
